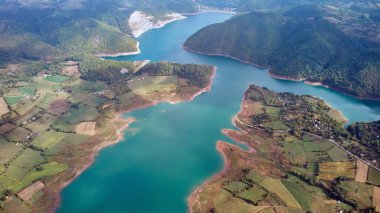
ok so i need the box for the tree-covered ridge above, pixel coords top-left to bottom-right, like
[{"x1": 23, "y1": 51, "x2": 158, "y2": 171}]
[
  {"x1": 184, "y1": 4, "x2": 380, "y2": 99},
  {"x1": 137, "y1": 62, "x2": 215, "y2": 88}
]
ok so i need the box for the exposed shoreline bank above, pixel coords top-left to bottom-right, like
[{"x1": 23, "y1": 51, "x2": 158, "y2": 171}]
[
  {"x1": 187, "y1": 91, "x2": 256, "y2": 212},
  {"x1": 128, "y1": 11, "x2": 186, "y2": 38},
  {"x1": 95, "y1": 42, "x2": 141, "y2": 58},
  {"x1": 52, "y1": 114, "x2": 135, "y2": 212}
]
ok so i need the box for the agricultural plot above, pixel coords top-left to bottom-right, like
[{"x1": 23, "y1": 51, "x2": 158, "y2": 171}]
[
  {"x1": 0, "y1": 175, "x2": 22, "y2": 192},
  {"x1": 24, "y1": 113, "x2": 58, "y2": 133},
  {"x1": 259, "y1": 178, "x2": 302, "y2": 209},
  {"x1": 5, "y1": 165, "x2": 29, "y2": 182},
  {"x1": 304, "y1": 151, "x2": 332, "y2": 162},
  {"x1": 282, "y1": 180, "x2": 311, "y2": 211},
  {"x1": 75, "y1": 122, "x2": 96, "y2": 135},
  {"x1": 246, "y1": 170, "x2": 264, "y2": 183},
  {"x1": 338, "y1": 180, "x2": 373, "y2": 208},
  {"x1": 326, "y1": 146, "x2": 349, "y2": 161},
  {"x1": 51, "y1": 119, "x2": 75, "y2": 133},
  {"x1": 284, "y1": 140, "x2": 306, "y2": 163},
  {"x1": 0, "y1": 137, "x2": 23, "y2": 164},
  {"x1": 61, "y1": 105, "x2": 99, "y2": 124},
  {"x1": 224, "y1": 181, "x2": 249, "y2": 193},
  {"x1": 4, "y1": 96, "x2": 24, "y2": 105},
  {"x1": 128, "y1": 76, "x2": 178, "y2": 96},
  {"x1": 37, "y1": 92, "x2": 70, "y2": 109},
  {"x1": 41, "y1": 133, "x2": 90, "y2": 155},
  {"x1": 12, "y1": 149, "x2": 45, "y2": 168},
  {"x1": 237, "y1": 185, "x2": 267, "y2": 204},
  {"x1": 355, "y1": 159, "x2": 368, "y2": 183},
  {"x1": 17, "y1": 85, "x2": 36, "y2": 96},
  {"x1": 4, "y1": 127, "x2": 31, "y2": 142},
  {"x1": 310, "y1": 194, "x2": 350, "y2": 212},
  {"x1": 318, "y1": 161, "x2": 355, "y2": 181},
  {"x1": 302, "y1": 139, "x2": 334, "y2": 152},
  {"x1": 12, "y1": 94, "x2": 44, "y2": 117},
  {"x1": 291, "y1": 163, "x2": 318, "y2": 177},
  {"x1": 34, "y1": 78, "x2": 61, "y2": 94},
  {"x1": 19, "y1": 162, "x2": 67, "y2": 189},
  {"x1": 0, "y1": 123, "x2": 18, "y2": 134},
  {"x1": 0, "y1": 97, "x2": 10, "y2": 117},
  {"x1": 68, "y1": 79, "x2": 106, "y2": 93},
  {"x1": 17, "y1": 181, "x2": 45, "y2": 201},
  {"x1": 262, "y1": 120, "x2": 288, "y2": 130},
  {"x1": 31, "y1": 131, "x2": 65, "y2": 150},
  {"x1": 367, "y1": 167, "x2": 380, "y2": 186},
  {"x1": 265, "y1": 106, "x2": 280, "y2": 118},
  {"x1": 45, "y1": 75, "x2": 69, "y2": 83},
  {"x1": 373, "y1": 187, "x2": 380, "y2": 212}
]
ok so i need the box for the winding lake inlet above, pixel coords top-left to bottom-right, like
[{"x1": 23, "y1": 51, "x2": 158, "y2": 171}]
[{"x1": 57, "y1": 13, "x2": 380, "y2": 213}]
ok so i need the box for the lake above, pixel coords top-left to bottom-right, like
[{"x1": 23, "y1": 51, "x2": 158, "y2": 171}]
[{"x1": 57, "y1": 13, "x2": 380, "y2": 213}]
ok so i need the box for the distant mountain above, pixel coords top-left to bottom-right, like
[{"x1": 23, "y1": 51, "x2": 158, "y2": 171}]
[{"x1": 184, "y1": 4, "x2": 380, "y2": 99}]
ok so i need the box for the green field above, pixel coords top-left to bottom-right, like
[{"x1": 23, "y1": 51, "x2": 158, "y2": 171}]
[
  {"x1": 4, "y1": 96, "x2": 24, "y2": 105},
  {"x1": 45, "y1": 75, "x2": 69, "y2": 83},
  {"x1": 367, "y1": 166, "x2": 380, "y2": 186},
  {"x1": 0, "y1": 138, "x2": 23, "y2": 164},
  {"x1": 303, "y1": 140, "x2": 334, "y2": 152},
  {"x1": 128, "y1": 76, "x2": 178, "y2": 96},
  {"x1": 284, "y1": 140, "x2": 306, "y2": 163},
  {"x1": 19, "y1": 162, "x2": 67, "y2": 191},
  {"x1": 260, "y1": 178, "x2": 302, "y2": 209},
  {"x1": 338, "y1": 180, "x2": 373, "y2": 208},
  {"x1": 24, "y1": 114, "x2": 58, "y2": 133},
  {"x1": 265, "y1": 106, "x2": 280, "y2": 118},
  {"x1": 62, "y1": 105, "x2": 99, "y2": 124},
  {"x1": 237, "y1": 184, "x2": 267, "y2": 204},
  {"x1": 12, "y1": 149, "x2": 45, "y2": 168},
  {"x1": 282, "y1": 180, "x2": 311, "y2": 211},
  {"x1": 31, "y1": 131, "x2": 65, "y2": 150},
  {"x1": 5, "y1": 165, "x2": 29, "y2": 181},
  {"x1": 326, "y1": 146, "x2": 349, "y2": 161},
  {"x1": 224, "y1": 181, "x2": 249, "y2": 193},
  {"x1": 246, "y1": 170, "x2": 264, "y2": 183},
  {"x1": 262, "y1": 120, "x2": 288, "y2": 130},
  {"x1": 18, "y1": 85, "x2": 36, "y2": 96}
]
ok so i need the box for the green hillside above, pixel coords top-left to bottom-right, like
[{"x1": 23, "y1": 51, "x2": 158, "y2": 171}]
[{"x1": 184, "y1": 5, "x2": 380, "y2": 99}]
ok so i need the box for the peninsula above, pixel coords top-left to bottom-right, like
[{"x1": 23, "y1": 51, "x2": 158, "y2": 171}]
[{"x1": 189, "y1": 85, "x2": 380, "y2": 212}]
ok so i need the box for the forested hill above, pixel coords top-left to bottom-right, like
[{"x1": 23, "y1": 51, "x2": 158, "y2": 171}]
[
  {"x1": 0, "y1": 0, "x2": 200, "y2": 65},
  {"x1": 184, "y1": 5, "x2": 380, "y2": 100}
]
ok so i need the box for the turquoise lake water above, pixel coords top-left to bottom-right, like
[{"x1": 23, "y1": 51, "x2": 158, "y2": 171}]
[{"x1": 58, "y1": 13, "x2": 380, "y2": 213}]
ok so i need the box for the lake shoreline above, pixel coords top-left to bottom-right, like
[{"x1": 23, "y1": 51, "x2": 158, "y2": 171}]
[
  {"x1": 51, "y1": 115, "x2": 135, "y2": 212},
  {"x1": 51, "y1": 66, "x2": 217, "y2": 213},
  {"x1": 95, "y1": 42, "x2": 141, "y2": 58},
  {"x1": 183, "y1": 46, "x2": 380, "y2": 101}
]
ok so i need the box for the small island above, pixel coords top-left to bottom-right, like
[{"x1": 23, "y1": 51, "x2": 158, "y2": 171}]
[{"x1": 189, "y1": 85, "x2": 380, "y2": 213}]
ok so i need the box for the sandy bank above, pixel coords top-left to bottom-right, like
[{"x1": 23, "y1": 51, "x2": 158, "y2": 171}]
[
  {"x1": 95, "y1": 42, "x2": 141, "y2": 58},
  {"x1": 128, "y1": 11, "x2": 186, "y2": 38}
]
